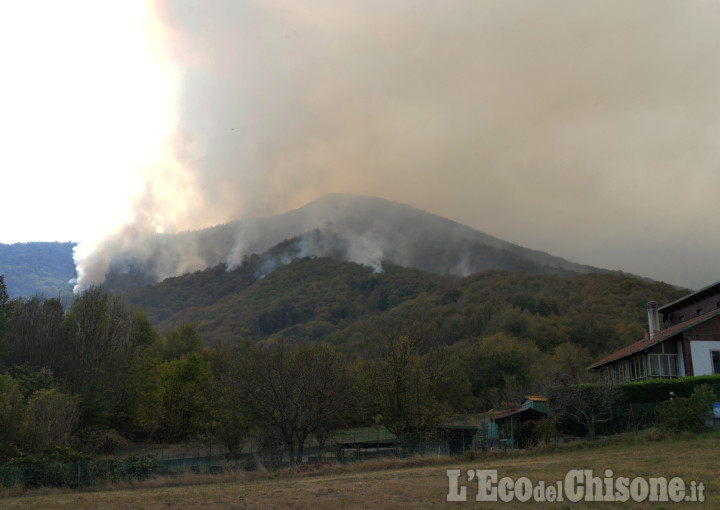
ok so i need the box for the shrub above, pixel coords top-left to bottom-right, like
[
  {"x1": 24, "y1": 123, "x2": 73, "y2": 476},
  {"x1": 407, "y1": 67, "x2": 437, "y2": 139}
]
[
  {"x1": 657, "y1": 384, "x2": 716, "y2": 434},
  {"x1": 123, "y1": 454, "x2": 157, "y2": 480},
  {"x1": 73, "y1": 428, "x2": 131, "y2": 455},
  {"x1": 619, "y1": 375, "x2": 720, "y2": 404},
  {"x1": 9, "y1": 447, "x2": 90, "y2": 488},
  {"x1": 533, "y1": 417, "x2": 558, "y2": 446},
  {"x1": 3, "y1": 448, "x2": 157, "y2": 489}
]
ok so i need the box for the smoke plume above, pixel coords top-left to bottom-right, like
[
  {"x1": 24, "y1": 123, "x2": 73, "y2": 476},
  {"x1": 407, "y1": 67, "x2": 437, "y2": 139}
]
[{"x1": 74, "y1": 1, "x2": 720, "y2": 290}]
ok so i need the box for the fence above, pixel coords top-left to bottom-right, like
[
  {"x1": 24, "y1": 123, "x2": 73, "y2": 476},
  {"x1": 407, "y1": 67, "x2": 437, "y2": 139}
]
[
  {"x1": 556, "y1": 402, "x2": 659, "y2": 437},
  {"x1": 0, "y1": 453, "x2": 156, "y2": 489}
]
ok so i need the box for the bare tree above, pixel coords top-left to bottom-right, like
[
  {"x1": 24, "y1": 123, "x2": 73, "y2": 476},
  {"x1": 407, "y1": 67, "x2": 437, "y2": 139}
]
[
  {"x1": 236, "y1": 342, "x2": 356, "y2": 466},
  {"x1": 549, "y1": 364, "x2": 619, "y2": 438}
]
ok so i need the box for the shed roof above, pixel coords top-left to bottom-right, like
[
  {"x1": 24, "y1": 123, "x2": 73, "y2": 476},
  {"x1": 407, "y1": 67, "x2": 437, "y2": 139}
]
[
  {"x1": 588, "y1": 307, "x2": 720, "y2": 370},
  {"x1": 489, "y1": 407, "x2": 547, "y2": 422}
]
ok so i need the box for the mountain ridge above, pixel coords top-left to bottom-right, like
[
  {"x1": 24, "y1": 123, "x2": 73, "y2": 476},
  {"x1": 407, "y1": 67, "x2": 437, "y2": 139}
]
[
  {"x1": 4, "y1": 194, "x2": 643, "y2": 297},
  {"x1": 99, "y1": 193, "x2": 622, "y2": 291}
]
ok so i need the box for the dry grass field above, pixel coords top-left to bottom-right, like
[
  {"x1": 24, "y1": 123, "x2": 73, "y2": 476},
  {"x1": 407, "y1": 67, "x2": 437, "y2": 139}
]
[{"x1": 1, "y1": 430, "x2": 718, "y2": 509}]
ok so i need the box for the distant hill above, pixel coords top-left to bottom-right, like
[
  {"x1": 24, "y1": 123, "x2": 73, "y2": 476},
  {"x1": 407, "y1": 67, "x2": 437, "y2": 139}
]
[
  {"x1": 122, "y1": 255, "x2": 687, "y2": 358},
  {"x1": 0, "y1": 242, "x2": 76, "y2": 298}
]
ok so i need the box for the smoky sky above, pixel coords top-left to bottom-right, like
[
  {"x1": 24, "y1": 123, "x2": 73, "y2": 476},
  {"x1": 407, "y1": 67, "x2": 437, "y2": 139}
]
[{"x1": 80, "y1": 0, "x2": 720, "y2": 290}]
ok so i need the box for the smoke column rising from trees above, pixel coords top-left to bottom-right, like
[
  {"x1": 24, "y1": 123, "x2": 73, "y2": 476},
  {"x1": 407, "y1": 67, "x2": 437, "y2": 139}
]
[{"x1": 73, "y1": 1, "x2": 720, "y2": 290}]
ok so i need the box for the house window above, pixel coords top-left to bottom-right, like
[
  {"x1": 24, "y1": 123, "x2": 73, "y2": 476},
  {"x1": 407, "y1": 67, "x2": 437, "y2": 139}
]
[
  {"x1": 630, "y1": 356, "x2": 646, "y2": 381},
  {"x1": 648, "y1": 353, "x2": 678, "y2": 377},
  {"x1": 612, "y1": 363, "x2": 630, "y2": 383},
  {"x1": 712, "y1": 351, "x2": 720, "y2": 374}
]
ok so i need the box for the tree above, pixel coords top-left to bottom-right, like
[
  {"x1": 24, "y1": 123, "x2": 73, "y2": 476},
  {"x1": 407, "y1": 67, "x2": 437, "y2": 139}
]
[
  {"x1": 454, "y1": 333, "x2": 541, "y2": 410},
  {"x1": 235, "y1": 342, "x2": 356, "y2": 465},
  {"x1": 24, "y1": 389, "x2": 79, "y2": 452},
  {"x1": 159, "y1": 352, "x2": 214, "y2": 441},
  {"x1": 215, "y1": 352, "x2": 253, "y2": 465},
  {"x1": 0, "y1": 373, "x2": 24, "y2": 460},
  {"x1": 289, "y1": 343, "x2": 357, "y2": 462},
  {"x1": 0, "y1": 275, "x2": 11, "y2": 369},
  {"x1": 365, "y1": 335, "x2": 449, "y2": 448},
  {"x1": 5, "y1": 296, "x2": 66, "y2": 370},
  {"x1": 115, "y1": 311, "x2": 164, "y2": 438},
  {"x1": 164, "y1": 323, "x2": 204, "y2": 361},
  {"x1": 62, "y1": 287, "x2": 135, "y2": 428},
  {"x1": 549, "y1": 364, "x2": 619, "y2": 438}
]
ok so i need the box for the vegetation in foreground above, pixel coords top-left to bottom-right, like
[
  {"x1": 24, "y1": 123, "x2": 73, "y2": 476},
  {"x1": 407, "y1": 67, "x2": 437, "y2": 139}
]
[
  {"x1": 1, "y1": 429, "x2": 719, "y2": 509},
  {"x1": 0, "y1": 269, "x2": 708, "y2": 485}
]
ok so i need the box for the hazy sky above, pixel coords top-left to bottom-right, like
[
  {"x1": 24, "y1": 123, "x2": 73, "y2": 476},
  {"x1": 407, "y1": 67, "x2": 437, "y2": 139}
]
[{"x1": 3, "y1": 1, "x2": 720, "y2": 290}]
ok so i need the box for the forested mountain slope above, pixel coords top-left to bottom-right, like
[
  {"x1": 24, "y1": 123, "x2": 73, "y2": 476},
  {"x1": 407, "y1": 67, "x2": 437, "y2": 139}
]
[
  {"x1": 122, "y1": 256, "x2": 686, "y2": 360},
  {"x1": 100, "y1": 193, "x2": 623, "y2": 290}
]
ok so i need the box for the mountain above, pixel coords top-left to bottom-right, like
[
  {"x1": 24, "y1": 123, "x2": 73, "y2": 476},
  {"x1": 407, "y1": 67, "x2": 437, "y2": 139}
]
[
  {"x1": 3, "y1": 194, "x2": 625, "y2": 298},
  {"x1": 122, "y1": 255, "x2": 686, "y2": 358},
  {"x1": 100, "y1": 193, "x2": 617, "y2": 291},
  {"x1": 0, "y1": 242, "x2": 76, "y2": 298}
]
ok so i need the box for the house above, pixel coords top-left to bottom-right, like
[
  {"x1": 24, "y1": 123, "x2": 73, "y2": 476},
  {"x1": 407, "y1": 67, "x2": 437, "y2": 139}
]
[{"x1": 588, "y1": 281, "x2": 720, "y2": 382}]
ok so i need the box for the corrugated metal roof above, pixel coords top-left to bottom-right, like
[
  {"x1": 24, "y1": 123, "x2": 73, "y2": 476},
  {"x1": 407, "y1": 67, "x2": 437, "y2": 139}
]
[{"x1": 587, "y1": 307, "x2": 720, "y2": 370}]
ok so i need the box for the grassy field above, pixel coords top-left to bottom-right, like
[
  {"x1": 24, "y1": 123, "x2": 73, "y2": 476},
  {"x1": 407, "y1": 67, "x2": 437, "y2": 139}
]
[{"x1": 1, "y1": 430, "x2": 718, "y2": 509}]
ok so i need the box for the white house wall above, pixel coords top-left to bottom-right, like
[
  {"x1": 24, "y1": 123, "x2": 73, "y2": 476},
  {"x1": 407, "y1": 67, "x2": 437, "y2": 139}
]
[{"x1": 689, "y1": 340, "x2": 720, "y2": 376}]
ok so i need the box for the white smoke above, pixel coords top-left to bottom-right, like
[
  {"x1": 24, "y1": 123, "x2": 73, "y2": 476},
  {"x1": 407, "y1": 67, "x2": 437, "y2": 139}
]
[
  {"x1": 73, "y1": 194, "x2": 392, "y2": 291},
  {"x1": 345, "y1": 232, "x2": 384, "y2": 274},
  {"x1": 71, "y1": 1, "x2": 720, "y2": 290}
]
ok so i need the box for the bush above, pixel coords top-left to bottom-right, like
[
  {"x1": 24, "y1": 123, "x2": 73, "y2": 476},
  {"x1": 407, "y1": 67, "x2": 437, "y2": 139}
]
[
  {"x1": 619, "y1": 375, "x2": 720, "y2": 404},
  {"x1": 533, "y1": 417, "x2": 558, "y2": 446},
  {"x1": 3, "y1": 448, "x2": 157, "y2": 489},
  {"x1": 73, "y1": 428, "x2": 131, "y2": 455},
  {"x1": 123, "y1": 454, "x2": 157, "y2": 480},
  {"x1": 9, "y1": 447, "x2": 90, "y2": 488},
  {"x1": 657, "y1": 384, "x2": 716, "y2": 434}
]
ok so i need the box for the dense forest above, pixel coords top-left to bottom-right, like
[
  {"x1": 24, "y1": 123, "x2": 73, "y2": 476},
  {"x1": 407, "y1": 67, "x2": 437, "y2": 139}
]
[
  {"x1": 123, "y1": 255, "x2": 686, "y2": 360},
  {"x1": 0, "y1": 258, "x2": 688, "y2": 462}
]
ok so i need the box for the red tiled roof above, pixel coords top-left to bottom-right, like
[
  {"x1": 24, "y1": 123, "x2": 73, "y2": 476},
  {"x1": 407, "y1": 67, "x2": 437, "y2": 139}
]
[{"x1": 588, "y1": 307, "x2": 720, "y2": 370}]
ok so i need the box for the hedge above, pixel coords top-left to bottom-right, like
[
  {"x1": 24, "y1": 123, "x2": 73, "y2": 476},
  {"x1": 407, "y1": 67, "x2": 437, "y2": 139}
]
[
  {"x1": 1, "y1": 447, "x2": 157, "y2": 489},
  {"x1": 618, "y1": 374, "x2": 720, "y2": 404}
]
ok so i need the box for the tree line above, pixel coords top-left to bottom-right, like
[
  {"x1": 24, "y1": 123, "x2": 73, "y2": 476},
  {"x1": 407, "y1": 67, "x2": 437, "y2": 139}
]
[
  {"x1": 0, "y1": 276, "x2": 480, "y2": 464},
  {"x1": 0, "y1": 268, "x2": 689, "y2": 465}
]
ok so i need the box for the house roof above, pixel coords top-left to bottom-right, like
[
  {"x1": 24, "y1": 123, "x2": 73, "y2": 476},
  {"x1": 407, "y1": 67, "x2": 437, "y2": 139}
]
[
  {"x1": 658, "y1": 280, "x2": 720, "y2": 315},
  {"x1": 588, "y1": 307, "x2": 720, "y2": 370},
  {"x1": 490, "y1": 407, "x2": 547, "y2": 422},
  {"x1": 523, "y1": 395, "x2": 547, "y2": 402}
]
